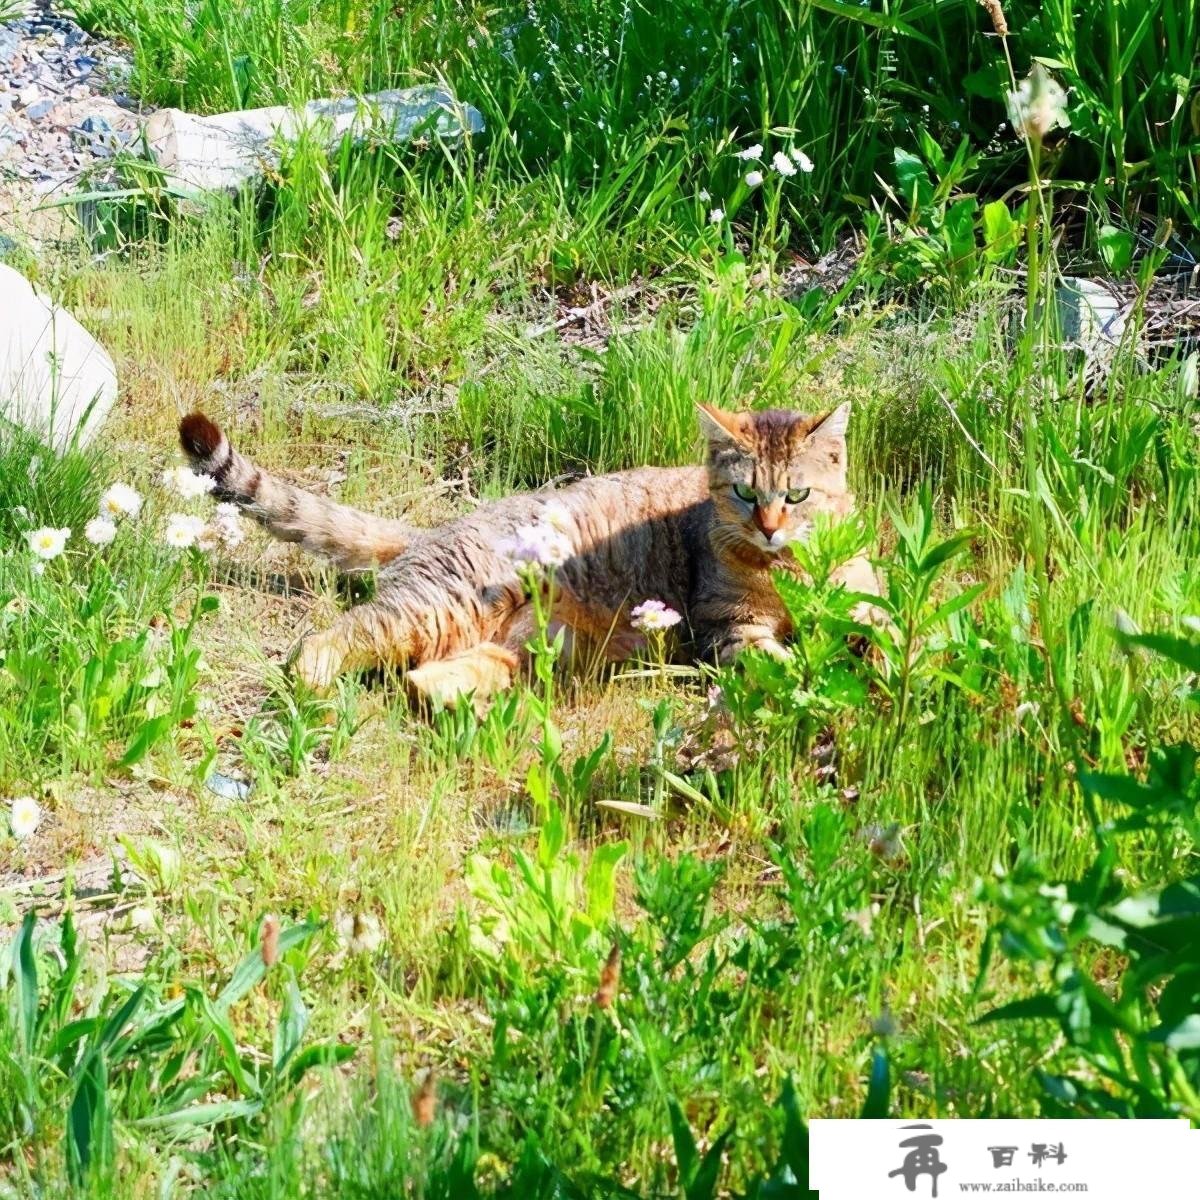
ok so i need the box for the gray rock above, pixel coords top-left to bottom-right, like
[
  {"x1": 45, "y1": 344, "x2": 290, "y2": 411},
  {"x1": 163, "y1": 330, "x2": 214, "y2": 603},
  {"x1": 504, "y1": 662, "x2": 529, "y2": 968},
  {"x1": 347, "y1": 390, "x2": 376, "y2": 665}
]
[
  {"x1": 147, "y1": 85, "x2": 484, "y2": 194},
  {"x1": 24, "y1": 97, "x2": 53, "y2": 120},
  {"x1": 204, "y1": 770, "x2": 253, "y2": 802},
  {"x1": 1055, "y1": 277, "x2": 1127, "y2": 356}
]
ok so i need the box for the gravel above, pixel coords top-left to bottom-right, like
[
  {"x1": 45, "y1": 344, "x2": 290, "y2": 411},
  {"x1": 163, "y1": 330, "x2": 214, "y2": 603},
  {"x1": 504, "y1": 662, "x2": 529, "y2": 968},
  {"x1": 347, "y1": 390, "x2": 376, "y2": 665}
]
[{"x1": 0, "y1": 0, "x2": 145, "y2": 207}]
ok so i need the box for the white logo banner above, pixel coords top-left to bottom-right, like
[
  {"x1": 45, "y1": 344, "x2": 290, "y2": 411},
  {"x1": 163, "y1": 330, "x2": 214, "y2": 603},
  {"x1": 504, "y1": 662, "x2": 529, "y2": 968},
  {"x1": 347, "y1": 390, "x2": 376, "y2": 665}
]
[{"x1": 810, "y1": 1118, "x2": 1200, "y2": 1199}]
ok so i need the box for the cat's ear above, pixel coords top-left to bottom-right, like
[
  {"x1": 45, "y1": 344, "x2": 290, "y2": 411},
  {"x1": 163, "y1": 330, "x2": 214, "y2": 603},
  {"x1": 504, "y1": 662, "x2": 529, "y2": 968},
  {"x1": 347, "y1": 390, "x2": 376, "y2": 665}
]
[
  {"x1": 807, "y1": 402, "x2": 851, "y2": 448},
  {"x1": 697, "y1": 404, "x2": 751, "y2": 450}
]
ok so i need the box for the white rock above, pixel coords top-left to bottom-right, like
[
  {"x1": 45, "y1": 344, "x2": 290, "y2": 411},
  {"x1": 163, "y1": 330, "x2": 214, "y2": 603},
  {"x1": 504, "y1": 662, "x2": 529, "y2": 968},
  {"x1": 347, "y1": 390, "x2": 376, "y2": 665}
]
[
  {"x1": 145, "y1": 85, "x2": 484, "y2": 194},
  {"x1": 0, "y1": 263, "x2": 117, "y2": 450},
  {"x1": 1054, "y1": 277, "x2": 1127, "y2": 357}
]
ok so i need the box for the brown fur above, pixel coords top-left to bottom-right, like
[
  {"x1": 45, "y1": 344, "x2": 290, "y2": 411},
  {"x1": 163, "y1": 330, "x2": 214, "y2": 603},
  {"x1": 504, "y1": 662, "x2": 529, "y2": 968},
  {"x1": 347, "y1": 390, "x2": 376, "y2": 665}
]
[{"x1": 179, "y1": 404, "x2": 880, "y2": 701}]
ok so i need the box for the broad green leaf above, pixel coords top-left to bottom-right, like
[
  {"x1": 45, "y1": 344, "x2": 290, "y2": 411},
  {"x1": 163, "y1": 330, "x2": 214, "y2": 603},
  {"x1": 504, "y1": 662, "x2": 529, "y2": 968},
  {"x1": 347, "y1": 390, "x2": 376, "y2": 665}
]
[
  {"x1": 284, "y1": 1042, "x2": 356, "y2": 1088},
  {"x1": 272, "y1": 974, "x2": 310, "y2": 1075},
  {"x1": 693, "y1": 1122, "x2": 735, "y2": 1200},
  {"x1": 975, "y1": 993, "x2": 1059, "y2": 1024},
  {"x1": 67, "y1": 1051, "x2": 110, "y2": 1186},
  {"x1": 982, "y1": 200, "x2": 1020, "y2": 262},
  {"x1": 1144, "y1": 1015, "x2": 1200, "y2": 1050},
  {"x1": 919, "y1": 529, "x2": 976, "y2": 574},
  {"x1": 1122, "y1": 633, "x2": 1200, "y2": 674},
  {"x1": 860, "y1": 1048, "x2": 890, "y2": 1118},
  {"x1": 585, "y1": 840, "x2": 627, "y2": 925},
  {"x1": 917, "y1": 583, "x2": 985, "y2": 635},
  {"x1": 667, "y1": 1097, "x2": 699, "y2": 1191},
  {"x1": 808, "y1": 0, "x2": 935, "y2": 44},
  {"x1": 217, "y1": 922, "x2": 321, "y2": 1011},
  {"x1": 1098, "y1": 223, "x2": 1135, "y2": 274},
  {"x1": 13, "y1": 911, "x2": 37, "y2": 1058},
  {"x1": 133, "y1": 1098, "x2": 263, "y2": 1130},
  {"x1": 195, "y1": 990, "x2": 258, "y2": 1098}
]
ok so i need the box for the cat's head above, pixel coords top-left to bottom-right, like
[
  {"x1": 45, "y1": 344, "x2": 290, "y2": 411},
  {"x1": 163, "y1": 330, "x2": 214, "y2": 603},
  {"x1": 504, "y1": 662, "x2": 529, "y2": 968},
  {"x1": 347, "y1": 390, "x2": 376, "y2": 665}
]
[{"x1": 698, "y1": 402, "x2": 852, "y2": 556}]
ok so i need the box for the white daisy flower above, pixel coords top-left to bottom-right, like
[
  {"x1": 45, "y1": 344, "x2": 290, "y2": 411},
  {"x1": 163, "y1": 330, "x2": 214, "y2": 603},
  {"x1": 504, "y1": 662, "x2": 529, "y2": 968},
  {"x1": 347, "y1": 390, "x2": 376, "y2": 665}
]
[
  {"x1": 160, "y1": 466, "x2": 217, "y2": 500},
  {"x1": 335, "y1": 911, "x2": 384, "y2": 955},
  {"x1": 630, "y1": 599, "x2": 682, "y2": 631},
  {"x1": 744, "y1": 170, "x2": 764, "y2": 188},
  {"x1": 99, "y1": 482, "x2": 143, "y2": 520},
  {"x1": 9, "y1": 796, "x2": 41, "y2": 839},
  {"x1": 1005, "y1": 63, "x2": 1069, "y2": 141},
  {"x1": 84, "y1": 517, "x2": 118, "y2": 546},
  {"x1": 163, "y1": 513, "x2": 207, "y2": 550},
  {"x1": 772, "y1": 150, "x2": 797, "y2": 177},
  {"x1": 709, "y1": 208, "x2": 725, "y2": 223},
  {"x1": 27, "y1": 527, "x2": 69, "y2": 560},
  {"x1": 790, "y1": 147, "x2": 815, "y2": 172},
  {"x1": 541, "y1": 502, "x2": 573, "y2": 534},
  {"x1": 211, "y1": 504, "x2": 245, "y2": 549},
  {"x1": 735, "y1": 143, "x2": 763, "y2": 161},
  {"x1": 502, "y1": 522, "x2": 572, "y2": 569}
]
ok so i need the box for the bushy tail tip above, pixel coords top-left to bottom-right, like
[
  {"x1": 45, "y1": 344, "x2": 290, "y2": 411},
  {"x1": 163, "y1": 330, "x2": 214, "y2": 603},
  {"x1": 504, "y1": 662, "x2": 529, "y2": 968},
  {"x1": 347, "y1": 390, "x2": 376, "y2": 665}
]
[{"x1": 179, "y1": 412, "x2": 225, "y2": 463}]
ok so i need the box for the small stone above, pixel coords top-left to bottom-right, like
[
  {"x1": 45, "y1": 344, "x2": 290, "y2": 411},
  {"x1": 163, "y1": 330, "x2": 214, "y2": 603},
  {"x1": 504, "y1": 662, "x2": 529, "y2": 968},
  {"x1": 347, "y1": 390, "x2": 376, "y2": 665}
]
[
  {"x1": 16, "y1": 83, "x2": 41, "y2": 107},
  {"x1": 204, "y1": 770, "x2": 252, "y2": 802},
  {"x1": 24, "y1": 98, "x2": 53, "y2": 121},
  {"x1": 0, "y1": 30, "x2": 20, "y2": 67}
]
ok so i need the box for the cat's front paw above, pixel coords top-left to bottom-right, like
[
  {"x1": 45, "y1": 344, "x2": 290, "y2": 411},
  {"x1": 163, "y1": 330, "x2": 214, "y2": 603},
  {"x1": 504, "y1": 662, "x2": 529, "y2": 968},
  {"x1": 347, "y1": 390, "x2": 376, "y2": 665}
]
[
  {"x1": 751, "y1": 636, "x2": 791, "y2": 662},
  {"x1": 293, "y1": 634, "x2": 343, "y2": 692},
  {"x1": 716, "y1": 633, "x2": 790, "y2": 664}
]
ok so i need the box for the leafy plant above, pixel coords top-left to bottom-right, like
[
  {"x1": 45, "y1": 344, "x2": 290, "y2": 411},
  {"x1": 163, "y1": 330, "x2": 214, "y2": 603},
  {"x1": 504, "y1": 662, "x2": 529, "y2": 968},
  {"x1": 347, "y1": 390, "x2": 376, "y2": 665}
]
[
  {"x1": 1, "y1": 910, "x2": 350, "y2": 1186},
  {"x1": 977, "y1": 633, "x2": 1200, "y2": 1120}
]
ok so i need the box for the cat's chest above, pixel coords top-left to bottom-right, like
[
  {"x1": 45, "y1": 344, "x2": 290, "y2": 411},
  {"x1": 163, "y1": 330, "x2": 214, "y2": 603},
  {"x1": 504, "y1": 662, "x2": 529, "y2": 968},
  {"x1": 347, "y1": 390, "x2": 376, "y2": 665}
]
[{"x1": 696, "y1": 560, "x2": 795, "y2": 631}]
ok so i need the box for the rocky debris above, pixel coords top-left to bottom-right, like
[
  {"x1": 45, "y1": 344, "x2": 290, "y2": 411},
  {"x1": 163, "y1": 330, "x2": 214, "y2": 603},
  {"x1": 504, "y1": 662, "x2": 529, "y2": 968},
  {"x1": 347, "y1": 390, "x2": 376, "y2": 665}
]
[
  {"x1": 0, "y1": 0, "x2": 143, "y2": 214},
  {"x1": 0, "y1": 261, "x2": 118, "y2": 450}
]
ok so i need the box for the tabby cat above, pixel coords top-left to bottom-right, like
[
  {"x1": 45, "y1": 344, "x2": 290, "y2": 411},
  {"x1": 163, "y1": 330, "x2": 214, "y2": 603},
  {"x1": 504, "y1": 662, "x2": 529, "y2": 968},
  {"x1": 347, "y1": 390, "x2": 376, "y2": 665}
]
[{"x1": 179, "y1": 403, "x2": 880, "y2": 704}]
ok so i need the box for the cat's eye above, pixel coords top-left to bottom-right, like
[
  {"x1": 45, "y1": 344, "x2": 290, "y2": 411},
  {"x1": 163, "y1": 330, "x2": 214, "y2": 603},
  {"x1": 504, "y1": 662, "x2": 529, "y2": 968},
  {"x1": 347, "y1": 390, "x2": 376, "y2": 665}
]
[
  {"x1": 732, "y1": 483, "x2": 757, "y2": 503},
  {"x1": 785, "y1": 487, "x2": 811, "y2": 504}
]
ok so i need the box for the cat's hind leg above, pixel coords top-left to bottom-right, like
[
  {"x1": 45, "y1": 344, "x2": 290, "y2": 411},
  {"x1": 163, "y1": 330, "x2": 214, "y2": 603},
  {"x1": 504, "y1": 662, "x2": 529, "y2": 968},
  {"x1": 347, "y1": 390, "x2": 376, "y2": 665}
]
[
  {"x1": 292, "y1": 601, "x2": 419, "y2": 691},
  {"x1": 406, "y1": 643, "x2": 519, "y2": 710}
]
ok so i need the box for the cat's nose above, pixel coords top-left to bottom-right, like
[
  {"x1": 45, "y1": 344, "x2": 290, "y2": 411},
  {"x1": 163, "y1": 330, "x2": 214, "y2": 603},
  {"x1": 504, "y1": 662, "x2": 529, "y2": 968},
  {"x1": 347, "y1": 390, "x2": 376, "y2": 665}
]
[{"x1": 753, "y1": 503, "x2": 784, "y2": 537}]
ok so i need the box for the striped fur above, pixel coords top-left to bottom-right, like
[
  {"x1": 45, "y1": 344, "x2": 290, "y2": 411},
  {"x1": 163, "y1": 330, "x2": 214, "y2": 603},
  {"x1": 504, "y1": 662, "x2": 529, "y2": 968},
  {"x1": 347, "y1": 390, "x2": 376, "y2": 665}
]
[
  {"x1": 179, "y1": 413, "x2": 412, "y2": 571},
  {"x1": 179, "y1": 404, "x2": 877, "y2": 701}
]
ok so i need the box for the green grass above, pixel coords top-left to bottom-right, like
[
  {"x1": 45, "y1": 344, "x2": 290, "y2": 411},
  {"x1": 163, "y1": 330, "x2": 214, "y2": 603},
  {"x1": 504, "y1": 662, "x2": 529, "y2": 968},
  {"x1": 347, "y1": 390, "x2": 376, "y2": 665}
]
[{"x1": 3, "y1": 0, "x2": 1200, "y2": 1195}]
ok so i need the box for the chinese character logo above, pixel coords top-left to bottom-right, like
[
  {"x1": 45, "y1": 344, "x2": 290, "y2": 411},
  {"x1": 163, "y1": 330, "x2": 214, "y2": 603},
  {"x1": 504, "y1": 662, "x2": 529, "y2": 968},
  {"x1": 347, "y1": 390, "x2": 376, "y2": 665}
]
[
  {"x1": 988, "y1": 1146, "x2": 1018, "y2": 1168},
  {"x1": 1029, "y1": 1143, "x2": 1067, "y2": 1167},
  {"x1": 888, "y1": 1124, "x2": 948, "y2": 1197}
]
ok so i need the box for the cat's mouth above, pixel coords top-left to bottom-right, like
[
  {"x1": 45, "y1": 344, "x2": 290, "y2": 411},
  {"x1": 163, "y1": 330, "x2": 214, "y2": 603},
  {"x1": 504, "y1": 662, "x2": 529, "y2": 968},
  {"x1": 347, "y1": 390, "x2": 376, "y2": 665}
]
[{"x1": 746, "y1": 527, "x2": 802, "y2": 554}]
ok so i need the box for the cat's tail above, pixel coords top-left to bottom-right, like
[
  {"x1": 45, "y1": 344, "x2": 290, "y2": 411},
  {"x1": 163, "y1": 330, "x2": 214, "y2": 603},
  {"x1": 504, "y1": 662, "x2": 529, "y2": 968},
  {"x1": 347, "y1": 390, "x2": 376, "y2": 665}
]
[{"x1": 179, "y1": 412, "x2": 413, "y2": 570}]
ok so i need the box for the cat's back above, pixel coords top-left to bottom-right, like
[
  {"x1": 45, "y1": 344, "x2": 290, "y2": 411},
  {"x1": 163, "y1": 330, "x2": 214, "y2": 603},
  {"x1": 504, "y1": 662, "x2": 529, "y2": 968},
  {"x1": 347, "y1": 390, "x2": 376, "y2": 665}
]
[{"x1": 565, "y1": 463, "x2": 711, "y2": 527}]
